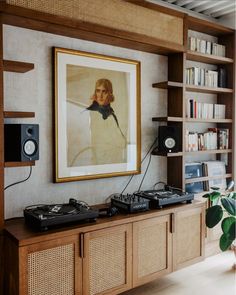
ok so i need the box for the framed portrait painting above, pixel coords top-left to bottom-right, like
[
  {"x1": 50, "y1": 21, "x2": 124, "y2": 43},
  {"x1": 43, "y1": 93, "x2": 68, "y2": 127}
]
[{"x1": 54, "y1": 47, "x2": 141, "y2": 182}]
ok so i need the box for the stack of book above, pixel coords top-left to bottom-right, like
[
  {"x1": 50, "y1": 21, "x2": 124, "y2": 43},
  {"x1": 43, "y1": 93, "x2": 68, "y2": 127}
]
[
  {"x1": 202, "y1": 161, "x2": 227, "y2": 191},
  {"x1": 185, "y1": 128, "x2": 229, "y2": 152},
  {"x1": 185, "y1": 162, "x2": 204, "y2": 193},
  {"x1": 186, "y1": 100, "x2": 225, "y2": 119},
  {"x1": 185, "y1": 161, "x2": 227, "y2": 193},
  {"x1": 186, "y1": 67, "x2": 218, "y2": 88},
  {"x1": 188, "y1": 37, "x2": 226, "y2": 57}
]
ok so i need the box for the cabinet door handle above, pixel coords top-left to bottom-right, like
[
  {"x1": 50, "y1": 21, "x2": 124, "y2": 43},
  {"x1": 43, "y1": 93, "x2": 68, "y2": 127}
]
[
  {"x1": 170, "y1": 213, "x2": 175, "y2": 233},
  {"x1": 79, "y1": 233, "x2": 84, "y2": 258}
]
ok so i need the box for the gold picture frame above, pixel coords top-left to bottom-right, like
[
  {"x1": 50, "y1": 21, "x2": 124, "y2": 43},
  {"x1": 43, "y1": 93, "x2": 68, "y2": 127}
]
[{"x1": 54, "y1": 47, "x2": 141, "y2": 182}]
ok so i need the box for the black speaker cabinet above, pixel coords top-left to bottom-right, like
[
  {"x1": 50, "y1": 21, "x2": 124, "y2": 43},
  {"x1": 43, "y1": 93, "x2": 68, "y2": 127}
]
[
  {"x1": 158, "y1": 126, "x2": 181, "y2": 153},
  {"x1": 4, "y1": 124, "x2": 39, "y2": 162}
]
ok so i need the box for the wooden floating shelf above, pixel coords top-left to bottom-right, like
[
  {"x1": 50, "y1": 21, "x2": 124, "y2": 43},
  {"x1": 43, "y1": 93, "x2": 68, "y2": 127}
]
[
  {"x1": 186, "y1": 84, "x2": 233, "y2": 94},
  {"x1": 3, "y1": 60, "x2": 34, "y2": 73},
  {"x1": 4, "y1": 161, "x2": 35, "y2": 168},
  {"x1": 152, "y1": 81, "x2": 183, "y2": 89},
  {"x1": 4, "y1": 111, "x2": 35, "y2": 118},
  {"x1": 152, "y1": 151, "x2": 183, "y2": 157},
  {"x1": 185, "y1": 173, "x2": 232, "y2": 184},
  {"x1": 186, "y1": 118, "x2": 232, "y2": 123},
  {"x1": 185, "y1": 149, "x2": 232, "y2": 155},
  {"x1": 152, "y1": 116, "x2": 183, "y2": 122},
  {"x1": 186, "y1": 50, "x2": 234, "y2": 64}
]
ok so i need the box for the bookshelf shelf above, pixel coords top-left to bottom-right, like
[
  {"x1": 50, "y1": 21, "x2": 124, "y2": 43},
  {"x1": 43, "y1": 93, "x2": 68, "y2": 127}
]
[
  {"x1": 186, "y1": 84, "x2": 233, "y2": 94},
  {"x1": 152, "y1": 116, "x2": 183, "y2": 122},
  {"x1": 152, "y1": 81, "x2": 183, "y2": 89},
  {"x1": 152, "y1": 151, "x2": 183, "y2": 157},
  {"x1": 3, "y1": 60, "x2": 34, "y2": 73},
  {"x1": 185, "y1": 118, "x2": 232, "y2": 123},
  {"x1": 185, "y1": 149, "x2": 232, "y2": 155},
  {"x1": 186, "y1": 50, "x2": 234, "y2": 65},
  {"x1": 185, "y1": 173, "x2": 232, "y2": 184},
  {"x1": 3, "y1": 111, "x2": 35, "y2": 118},
  {"x1": 4, "y1": 161, "x2": 35, "y2": 168}
]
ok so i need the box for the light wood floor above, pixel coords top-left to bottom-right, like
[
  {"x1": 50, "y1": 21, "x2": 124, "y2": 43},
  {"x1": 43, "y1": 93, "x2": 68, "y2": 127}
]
[{"x1": 122, "y1": 251, "x2": 236, "y2": 295}]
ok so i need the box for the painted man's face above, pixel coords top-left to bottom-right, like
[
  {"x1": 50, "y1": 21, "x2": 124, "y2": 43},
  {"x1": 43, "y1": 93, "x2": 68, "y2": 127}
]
[{"x1": 95, "y1": 85, "x2": 109, "y2": 106}]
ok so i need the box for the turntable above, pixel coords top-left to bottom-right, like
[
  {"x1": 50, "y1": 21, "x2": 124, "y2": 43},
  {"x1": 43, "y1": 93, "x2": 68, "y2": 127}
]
[
  {"x1": 135, "y1": 189, "x2": 194, "y2": 208},
  {"x1": 24, "y1": 198, "x2": 99, "y2": 231}
]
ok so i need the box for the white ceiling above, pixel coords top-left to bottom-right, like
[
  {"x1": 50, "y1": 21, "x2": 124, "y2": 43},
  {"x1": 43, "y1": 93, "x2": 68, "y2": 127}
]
[
  {"x1": 139, "y1": 1, "x2": 235, "y2": 175},
  {"x1": 150, "y1": 0, "x2": 236, "y2": 19}
]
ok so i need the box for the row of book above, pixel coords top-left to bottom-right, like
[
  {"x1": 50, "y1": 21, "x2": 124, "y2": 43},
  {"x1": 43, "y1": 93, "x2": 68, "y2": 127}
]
[
  {"x1": 185, "y1": 161, "x2": 227, "y2": 193},
  {"x1": 188, "y1": 36, "x2": 226, "y2": 57},
  {"x1": 185, "y1": 128, "x2": 229, "y2": 152},
  {"x1": 186, "y1": 67, "x2": 218, "y2": 88},
  {"x1": 186, "y1": 100, "x2": 226, "y2": 119}
]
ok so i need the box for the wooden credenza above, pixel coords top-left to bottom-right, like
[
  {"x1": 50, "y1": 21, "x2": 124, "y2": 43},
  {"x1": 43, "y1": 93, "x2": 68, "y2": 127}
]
[{"x1": 4, "y1": 201, "x2": 205, "y2": 295}]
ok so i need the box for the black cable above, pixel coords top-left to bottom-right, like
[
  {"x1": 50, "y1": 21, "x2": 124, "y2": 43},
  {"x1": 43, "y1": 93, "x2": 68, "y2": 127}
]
[
  {"x1": 137, "y1": 153, "x2": 152, "y2": 192},
  {"x1": 4, "y1": 166, "x2": 32, "y2": 191},
  {"x1": 121, "y1": 137, "x2": 157, "y2": 194}
]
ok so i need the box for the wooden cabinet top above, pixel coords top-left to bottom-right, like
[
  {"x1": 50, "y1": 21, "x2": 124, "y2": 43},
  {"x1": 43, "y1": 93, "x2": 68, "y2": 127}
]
[{"x1": 4, "y1": 200, "x2": 205, "y2": 247}]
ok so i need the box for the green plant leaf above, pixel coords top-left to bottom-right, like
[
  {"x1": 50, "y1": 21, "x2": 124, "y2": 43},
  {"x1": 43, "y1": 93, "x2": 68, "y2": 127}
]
[
  {"x1": 202, "y1": 193, "x2": 211, "y2": 198},
  {"x1": 221, "y1": 216, "x2": 235, "y2": 234},
  {"x1": 221, "y1": 198, "x2": 236, "y2": 216},
  {"x1": 212, "y1": 197, "x2": 220, "y2": 206},
  {"x1": 219, "y1": 233, "x2": 233, "y2": 251},
  {"x1": 228, "y1": 221, "x2": 236, "y2": 240},
  {"x1": 229, "y1": 192, "x2": 236, "y2": 200},
  {"x1": 210, "y1": 191, "x2": 221, "y2": 201},
  {"x1": 206, "y1": 205, "x2": 223, "y2": 228},
  {"x1": 210, "y1": 187, "x2": 220, "y2": 190}
]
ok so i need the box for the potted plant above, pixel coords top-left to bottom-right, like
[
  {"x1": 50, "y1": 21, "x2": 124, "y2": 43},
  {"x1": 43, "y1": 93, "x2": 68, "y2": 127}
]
[{"x1": 203, "y1": 189, "x2": 236, "y2": 251}]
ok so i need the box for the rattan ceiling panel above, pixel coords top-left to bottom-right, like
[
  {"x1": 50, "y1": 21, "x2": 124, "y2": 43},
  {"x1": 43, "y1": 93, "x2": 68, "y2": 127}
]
[{"x1": 6, "y1": 0, "x2": 184, "y2": 45}]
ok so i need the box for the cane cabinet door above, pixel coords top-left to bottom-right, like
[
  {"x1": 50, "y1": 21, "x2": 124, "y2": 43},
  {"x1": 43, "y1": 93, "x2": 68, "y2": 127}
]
[
  {"x1": 173, "y1": 206, "x2": 205, "y2": 271},
  {"x1": 19, "y1": 235, "x2": 81, "y2": 295},
  {"x1": 82, "y1": 224, "x2": 132, "y2": 295},
  {"x1": 132, "y1": 215, "x2": 172, "y2": 287}
]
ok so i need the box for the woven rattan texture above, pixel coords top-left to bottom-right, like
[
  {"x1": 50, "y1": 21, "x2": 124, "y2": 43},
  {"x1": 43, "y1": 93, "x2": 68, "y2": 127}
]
[
  {"x1": 7, "y1": 0, "x2": 183, "y2": 45},
  {"x1": 138, "y1": 223, "x2": 167, "y2": 277},
  {"x1": 176, "y1": 214, "x2": 201, "y2": 264},
  {"x1": 28, "y1": 244, "x2": 74, "y2": 295},
  {"x1": 89, "y1": 232, "x2": 126, "y2": 295}
]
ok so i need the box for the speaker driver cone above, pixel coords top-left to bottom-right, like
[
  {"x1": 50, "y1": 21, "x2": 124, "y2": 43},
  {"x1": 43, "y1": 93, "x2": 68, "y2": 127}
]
[
  {"x1": 164, "y1": 137, "x2": 176, "y2": 149},
  {"x1": 23, "y1": 140, "x2": 37, "y2": 156}
]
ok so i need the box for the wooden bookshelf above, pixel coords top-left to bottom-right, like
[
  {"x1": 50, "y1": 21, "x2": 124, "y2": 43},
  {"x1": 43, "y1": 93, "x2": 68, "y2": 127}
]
[
  {"x1": 3, "y1": 111, "x2": 35, "y2": 118},
  {"x1": 152, "y1": 116, "x2": 183, "y2": 122},
  {"x1": 185, "y1": 149, "x2": 232, "y2": 155},
  {"x1": 186, "y1": 84, "x2": 233, "y2": 94},
  {"x1": 3, "y1": 60, "x2": 34, "y2": 73},
  {"x1": 152, "y1": 151, "x2": 183, "y2": 157},
  {"x1": 152, "y1": 19, "x2": 235, "y2": 192},
  {"x1": 4, "y1": 161, "x2": 35, "y2": 168},
  {"x1": 186, "y1": 50, "x2": 234, "y2": 65},
  {"x1": 185, "y1": 118, "x2": 232, "y2": 123},
  {"x1": 185, "y1": 174, "x2": 232, "y2": 184},
  {"x1": 152, "y1": 81, "x2": 183, "y2": 89}
]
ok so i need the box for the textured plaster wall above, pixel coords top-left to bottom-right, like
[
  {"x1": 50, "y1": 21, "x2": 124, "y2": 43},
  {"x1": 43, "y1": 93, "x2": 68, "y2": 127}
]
[{"x1": 4, "y1": 25, "x2": 167, "y2": 219}]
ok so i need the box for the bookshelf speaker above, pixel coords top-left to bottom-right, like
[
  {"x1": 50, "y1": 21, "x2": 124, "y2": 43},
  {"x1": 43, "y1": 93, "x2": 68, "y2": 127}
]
[
  {"x1": 4, "y1": 124, "x2": 39, "y2": 161},
  {"x1": 158, "y1": 126, "x2": 181, "y2": 153}
]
